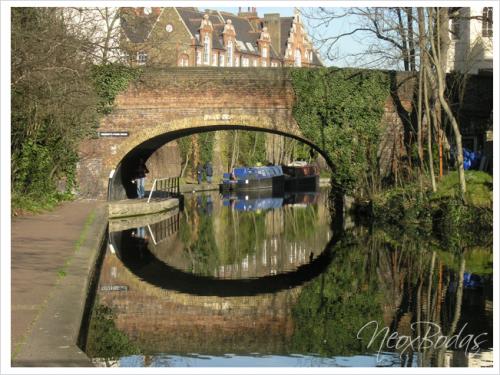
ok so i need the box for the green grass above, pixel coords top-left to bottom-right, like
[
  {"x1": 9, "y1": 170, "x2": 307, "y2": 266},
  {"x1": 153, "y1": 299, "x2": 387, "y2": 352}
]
[{"x1": 432, "y1": 171, "x2": 493, "y2": 208}]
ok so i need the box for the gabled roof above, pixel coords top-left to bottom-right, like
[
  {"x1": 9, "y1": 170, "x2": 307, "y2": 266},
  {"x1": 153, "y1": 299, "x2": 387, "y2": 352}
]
[
  {"x1": 177, "y1": 8, "x2": 225, "y2": 49},
  {"x1": 280, "y1": 16, "x2": 322, "y2": 65},
  {"x1": 120, "y1": 7, "x2": 321, "y2": 65},
  {"x1": 120, "y1": 8, "x2": 159, "y2": 43},
  {"x1": 218, "y1": 11, "x2": 261, "y2": 55},
  {"x1": 279, "y1": 17, "x2": 294, "y2": 58}
]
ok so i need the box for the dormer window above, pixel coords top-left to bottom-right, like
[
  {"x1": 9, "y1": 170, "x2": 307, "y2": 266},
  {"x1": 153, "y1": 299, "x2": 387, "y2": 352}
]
[{"x1": 204, "y1": 34, "x2": 211, "y2": 65}]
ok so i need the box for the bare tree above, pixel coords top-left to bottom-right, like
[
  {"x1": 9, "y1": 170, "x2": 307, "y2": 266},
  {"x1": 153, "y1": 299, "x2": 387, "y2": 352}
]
[
  {"x1": 302, "y1": 7, "x2": 419, "y2": 71},
  {"x1": 303, "y1": 6, "x2": 471, "y2": 195},
  {"x1": 62, "y1": 7, "x2": 124, "y2": 64}
]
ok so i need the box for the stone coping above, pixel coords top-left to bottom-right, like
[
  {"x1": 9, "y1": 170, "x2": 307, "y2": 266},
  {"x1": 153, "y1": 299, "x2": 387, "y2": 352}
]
[{"x1": 108, "y1": 197, "x2": 179, "y2": 219}]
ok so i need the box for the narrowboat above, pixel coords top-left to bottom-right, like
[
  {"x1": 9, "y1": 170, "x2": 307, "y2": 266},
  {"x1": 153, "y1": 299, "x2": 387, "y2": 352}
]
[
  {"x1": 222, "y1": 191, "x2": 284, "y2": 212},
  {"x1": 220, "y1": 165, "x2": 285, "y2": 193},
  {"x1": 282, "y1": 161, "x2": 320, "y2": 191}
]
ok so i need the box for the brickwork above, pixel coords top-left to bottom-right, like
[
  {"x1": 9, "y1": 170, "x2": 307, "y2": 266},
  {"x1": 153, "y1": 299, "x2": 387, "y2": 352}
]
[{"x1": 77, "y1": 67, "x2": 417, "y2": 199}]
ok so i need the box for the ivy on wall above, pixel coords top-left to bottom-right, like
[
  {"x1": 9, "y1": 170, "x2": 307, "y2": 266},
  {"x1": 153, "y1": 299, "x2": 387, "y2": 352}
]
[
  {"x1": 91, "y1": 64, "x2": 141, "y2": 114},
  {"x1": 290, "y1": 68, "x2": 390, "y2": 194}
]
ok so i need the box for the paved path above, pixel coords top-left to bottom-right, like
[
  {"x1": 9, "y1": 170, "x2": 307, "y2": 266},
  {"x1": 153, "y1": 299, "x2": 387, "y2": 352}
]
[{"x1": 11, "y1": 199, "x2": 100, "y2": 358}]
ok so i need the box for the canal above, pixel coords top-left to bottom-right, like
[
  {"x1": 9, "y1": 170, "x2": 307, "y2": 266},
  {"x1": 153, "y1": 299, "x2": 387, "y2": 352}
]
[{"x1": 84, "y1": 187, "x2": 493, "y2": 367}]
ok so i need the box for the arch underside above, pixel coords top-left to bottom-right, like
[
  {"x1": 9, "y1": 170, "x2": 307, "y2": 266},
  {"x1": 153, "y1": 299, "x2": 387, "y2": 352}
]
[{"x1": 110, "y1": 124, "x2": 334, "y2": 201}]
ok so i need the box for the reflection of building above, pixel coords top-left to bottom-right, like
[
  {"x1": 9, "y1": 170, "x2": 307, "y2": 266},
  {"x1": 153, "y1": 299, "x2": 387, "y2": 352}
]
[
  {"x1": 447, "y1": 7, "x2": 493, "y2": 74},
  {"x1": 120, "y1": 7, "x2": 323, "y2": 67},
  {"x1": 93, "y1": 247, "x2": 299, "y2": 357}
]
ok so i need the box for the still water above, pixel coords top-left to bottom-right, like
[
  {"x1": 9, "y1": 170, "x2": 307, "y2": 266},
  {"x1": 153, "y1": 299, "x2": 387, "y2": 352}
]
[{"x1": 85, "y1": 188, "x2": 493, "y2": 367}]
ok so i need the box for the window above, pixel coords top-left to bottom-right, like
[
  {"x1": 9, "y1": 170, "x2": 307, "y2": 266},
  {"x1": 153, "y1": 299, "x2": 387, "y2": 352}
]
[
  {"x1": 235, "y1": 55, "x2": 240, "y2": 67},
  {"x1": 212, "y1": 53, "x2": 218, "y2": 66},
  {"x1": 219, "y1": 54, "x2": 225, "y2": 67},
  {"x1": 179, "y1": 55, "x2": 188, "y2": 67},
  {"x1": 137, "y1": 51, "x2": 147, "y2": 65},
  {"x1": 227, "y1": 40, "x2": 234, "y2": 67},
  {"x1": 204, "y1": 34, "x2": 211, "y2": 65},
  {"x1": 242, "y1": 56, "x2": 249, "y2": 67},
  {"x1": 309, "y1": 51, "x2": 313, "y2": 62},
  {"x1": 482, "y1": 7, "x2": 493, "y2": 37},
  {"x1": 262, "y1": 60, "x2": 267, "y2": 67},
  {"x1": 294, "y1": 49, "x2": 302, "y2": 67},
  {"x1": 262, "y1": 46, "x2": 267, "y2": 58},
  {"x1": 253, "y1": 59, "x2": 258, "y2": 67},
  {"x1": 451, "y1": 17, "x2": 460, "y2": 40},
  {"x1": 196, "y1": 51, "x2": 201, "y2": 65}
]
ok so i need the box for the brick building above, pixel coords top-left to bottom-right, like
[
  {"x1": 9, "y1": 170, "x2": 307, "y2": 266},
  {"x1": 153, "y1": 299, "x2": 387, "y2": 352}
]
[{"x1": 120, "y1": 7, "x2": 323, "y2": 68}]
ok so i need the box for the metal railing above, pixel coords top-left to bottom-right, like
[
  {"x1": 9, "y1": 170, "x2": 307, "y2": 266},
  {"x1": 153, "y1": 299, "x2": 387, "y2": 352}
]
[
  {"x1": 147, "y1": 213, "x2": 180, "y2": 245},
  {"x1": 147, "y1": 177, "x2": 180, "y2": 203}
]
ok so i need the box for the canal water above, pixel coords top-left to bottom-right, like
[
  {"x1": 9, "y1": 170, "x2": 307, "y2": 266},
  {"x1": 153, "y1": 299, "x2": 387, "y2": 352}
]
[{"x1": 85, "y1": 188, "x2": 493, "y2": 367}]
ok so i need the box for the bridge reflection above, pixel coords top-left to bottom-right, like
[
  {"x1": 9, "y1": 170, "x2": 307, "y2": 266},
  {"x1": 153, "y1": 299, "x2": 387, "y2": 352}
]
[{"x1": 107, "y1": 188, "x2": 341, "y2": 296}]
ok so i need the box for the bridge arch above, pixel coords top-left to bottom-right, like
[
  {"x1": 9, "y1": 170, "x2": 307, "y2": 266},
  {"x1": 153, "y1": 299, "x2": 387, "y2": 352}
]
[
  {"x1": 108, "y1": 116, "x2": 334, "y2": 200},
  {"x1": 77, "y1": 68, "x2": 341, "y2": 199}
]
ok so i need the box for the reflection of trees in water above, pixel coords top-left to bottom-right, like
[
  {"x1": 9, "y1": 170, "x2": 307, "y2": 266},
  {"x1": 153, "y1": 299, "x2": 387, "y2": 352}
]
[
  {"x1": 175, "y1": 192, "x2": 332, "y2": 278},
  {"x1": 291, "y1": 227, "x2": 492, "y2": 366}
]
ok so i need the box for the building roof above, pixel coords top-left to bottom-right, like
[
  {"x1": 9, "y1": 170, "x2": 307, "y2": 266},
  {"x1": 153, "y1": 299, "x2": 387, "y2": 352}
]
[
  {"x1": 121, "y1": 9, "x2": 158, "y2": 43},
  {"x1": 121, "y1": 7, "x2": 321, "y2": 64},
  {"x1": 280, "y1": 17, "x2": 294, "y2": 57},
  {"x1": 279, "y1": 16, "x2": 322, "y2": 65},
  {"x1": 177, "y1": 8, "x2": 225, "y2": 49}
]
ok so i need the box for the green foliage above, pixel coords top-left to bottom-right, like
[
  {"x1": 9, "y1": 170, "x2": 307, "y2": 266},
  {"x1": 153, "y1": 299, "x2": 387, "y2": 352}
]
[
  {"x1": 369, "y1": 171, "x2": 493, "y2": 248},
  {"x1": 291, "y1": 68, "x2": 390, "y2": 194},
  {"x1": 86, "y1": 304, "x2": 140, "y2": 360},
  {"x1": 91, "y1": 64, "x2": 141, "y2": 114},
  {"x1": 11, "y1": 8, "x2": 99, "y2": 213},
  {"x1": 199, "y1": 132, "x2": 215, "y2": 166},
  {"x1": 433, "y1": 170, "x2": 493, "y2": 208}
]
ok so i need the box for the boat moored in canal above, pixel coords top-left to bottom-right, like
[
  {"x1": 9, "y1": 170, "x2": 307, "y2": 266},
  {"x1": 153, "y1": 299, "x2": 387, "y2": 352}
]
[
  {"x1": 220, "y1": 165, "x2": 285, "y2": 193},
  {"x1": 282, "y1": 161, "x2": 320, "y2": 191}
]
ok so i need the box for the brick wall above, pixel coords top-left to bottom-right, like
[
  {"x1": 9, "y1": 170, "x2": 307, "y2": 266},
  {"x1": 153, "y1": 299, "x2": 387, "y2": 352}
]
[{"x1": 77, "y1": 67, "x2": 418, "y2": 199}]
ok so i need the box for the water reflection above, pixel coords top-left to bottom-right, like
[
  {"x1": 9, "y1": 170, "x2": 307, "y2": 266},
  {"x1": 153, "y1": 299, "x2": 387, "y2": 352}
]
[
  {"x1": 107, "y1": 189, "x2": 337, "y2": 296},
  {"x1": 85, "y1": 189, "x2": 493, "y2": 367}
]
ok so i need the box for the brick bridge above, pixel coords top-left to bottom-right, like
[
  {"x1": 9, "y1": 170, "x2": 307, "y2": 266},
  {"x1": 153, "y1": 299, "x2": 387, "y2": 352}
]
[{"x1": 77, "y1": 67, "x2": 415, "y2": 200}]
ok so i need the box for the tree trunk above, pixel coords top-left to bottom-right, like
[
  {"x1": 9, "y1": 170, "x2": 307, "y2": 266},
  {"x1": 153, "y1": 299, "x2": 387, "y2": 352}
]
[
  {"x1": 423, "y1": 67, "x2": 437, "y2": 192},
  {"x1": 428, "y1": 7, "x2": 466, "y2": 195},
  {"x1": 406, "y1": 8, "x2": 416, "y2": 71}
]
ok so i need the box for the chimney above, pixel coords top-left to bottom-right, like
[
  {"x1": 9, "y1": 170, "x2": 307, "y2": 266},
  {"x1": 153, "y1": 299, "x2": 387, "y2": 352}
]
[
  {"x1": 263, "y1": 14, "x2": 281, "y2": 55},
  {"x1": 238, "y1": 7, "x2": 260, "y2": 30}
]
